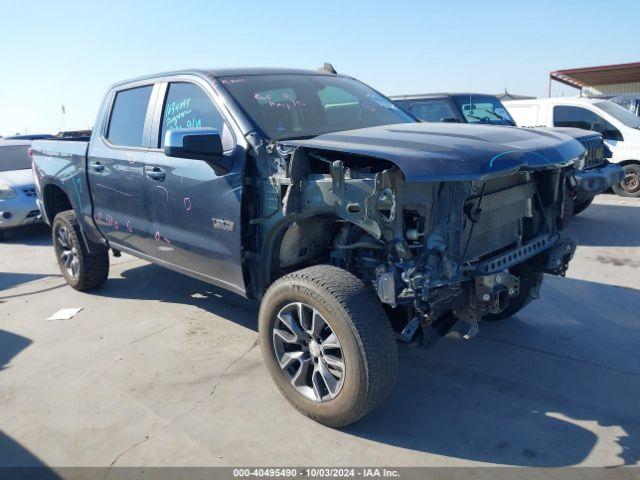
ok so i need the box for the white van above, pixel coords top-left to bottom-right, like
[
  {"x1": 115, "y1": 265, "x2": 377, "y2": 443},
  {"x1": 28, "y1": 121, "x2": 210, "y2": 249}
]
[{"x1": 504, "y1": 97, "x2": 640, "y2": 197}]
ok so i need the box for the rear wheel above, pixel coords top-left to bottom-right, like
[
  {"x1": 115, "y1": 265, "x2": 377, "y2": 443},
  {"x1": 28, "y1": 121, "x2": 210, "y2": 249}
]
[
  {"x1": 612, "y1": 163, "x2": 640, "y2": 197},
  {"x1": 0, "y1": 229, "x2": 5, "y2": 241},
  {"x1": 52, "y1": 210, "x2": 109, "y2": 291},
  {"x1": 259, "y1": 265, "x2": 398, "y2": 427}
]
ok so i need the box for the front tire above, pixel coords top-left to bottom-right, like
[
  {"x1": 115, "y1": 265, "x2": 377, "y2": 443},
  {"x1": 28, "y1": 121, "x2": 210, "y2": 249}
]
[
  {"x1": 612, "y1": 163, "x2": 640, "y2": 197},
  {"x1": 259, "y1": 265, "x2": 398, "y2": 427},
  {"x1": 52, "y1": 210, "x2": 109, "y2": 291},
  {"x1": 572, "y1": 197, "x2": 594, "y2": 216}
]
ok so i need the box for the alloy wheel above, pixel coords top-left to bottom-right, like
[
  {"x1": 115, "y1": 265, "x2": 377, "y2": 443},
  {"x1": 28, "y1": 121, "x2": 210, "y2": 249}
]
[
  {"x1": 622, "y1": 171, "x2": 640, "y2": 195},
  {"x1": 56, "y1": 226, "x2": 80, "y2": 278},
  {"x1": 272, "y1": 302, "x2": 345, "y2": 402}
]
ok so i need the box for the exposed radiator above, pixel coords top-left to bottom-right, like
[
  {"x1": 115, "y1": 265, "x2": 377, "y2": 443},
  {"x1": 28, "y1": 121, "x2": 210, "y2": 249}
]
[{"x1": 462, "y1": 182, "x2": 534, "y2": 260}]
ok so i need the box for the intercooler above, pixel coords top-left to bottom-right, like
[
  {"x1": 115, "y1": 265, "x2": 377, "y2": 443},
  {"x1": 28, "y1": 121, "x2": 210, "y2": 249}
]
[{"x1": 461, "y1": 176, "x2": 535, "y2": 261}]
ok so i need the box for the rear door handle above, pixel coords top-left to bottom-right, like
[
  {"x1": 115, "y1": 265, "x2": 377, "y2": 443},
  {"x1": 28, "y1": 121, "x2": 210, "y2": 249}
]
[
  {"x1": 89, "y1": 161, "x2": 105, "y2": 172},
  {"x1": 145, "y1": 165, "x2": 166, "y2": 181}
]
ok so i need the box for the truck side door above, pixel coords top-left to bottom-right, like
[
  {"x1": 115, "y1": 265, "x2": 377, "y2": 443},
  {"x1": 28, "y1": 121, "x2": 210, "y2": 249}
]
[
  {"x1": 88, "y1": 83, "x2": 159, "y2": 253},
  {"x1": 142, "y1": 79, "x2": 246, "y2": 295}
]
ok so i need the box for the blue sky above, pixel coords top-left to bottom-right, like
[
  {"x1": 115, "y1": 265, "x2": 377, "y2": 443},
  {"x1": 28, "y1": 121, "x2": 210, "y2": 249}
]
[{"x1": 0, "y1": 0, "x2": 637, "y2": 136}]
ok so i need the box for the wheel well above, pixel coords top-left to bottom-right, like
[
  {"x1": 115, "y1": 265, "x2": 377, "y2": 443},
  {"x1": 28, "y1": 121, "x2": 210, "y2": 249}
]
[
  {"x1": 619, "y1": 159, "x2": 640, "y2": 167},
  {"x1": 258, "y1": 213, "x2": 340, "y2": 297},
  {"x1": 43, "y1": 184, "x2": 73, "y2": 222}
]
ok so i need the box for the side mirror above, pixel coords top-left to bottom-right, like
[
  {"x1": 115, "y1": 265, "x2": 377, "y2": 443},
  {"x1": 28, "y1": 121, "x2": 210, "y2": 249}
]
[{"x1": 164, "y1": 128, "x2": 224, "y2": 161}]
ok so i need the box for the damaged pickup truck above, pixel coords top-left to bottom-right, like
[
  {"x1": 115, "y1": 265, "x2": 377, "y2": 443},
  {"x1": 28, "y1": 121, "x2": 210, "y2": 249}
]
[{"x1": 32, "y1": 67, "x2": 581, "y2": 427}]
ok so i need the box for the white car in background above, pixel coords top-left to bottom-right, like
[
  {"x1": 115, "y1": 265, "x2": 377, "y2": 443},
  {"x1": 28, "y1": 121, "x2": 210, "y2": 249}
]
[
  {"x1": 0, "y1": 139, "x2": 42, "y2": 240},
  {"x1": 504, "y1": 97, "x2": 640, "y2": 197}
]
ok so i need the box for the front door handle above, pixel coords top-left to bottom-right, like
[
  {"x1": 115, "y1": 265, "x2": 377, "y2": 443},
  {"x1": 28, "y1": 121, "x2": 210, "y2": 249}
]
[
  {"x1": 145, "y1": 166, "x2": 166, "y2": 181},
  {"x1": 89, "y1": 161, "x2": 105, "y2": 173}
]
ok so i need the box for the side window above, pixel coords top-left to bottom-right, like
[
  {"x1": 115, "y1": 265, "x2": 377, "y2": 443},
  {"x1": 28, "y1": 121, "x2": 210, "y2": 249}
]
[
  {"x1": 410, "y1": 100, "x2": 456, "y2": 122},
  {"x1": 554, "y1": 106, "x2": 623, "y2": 141},
  {"x1": 107, "y1": 86, "x2": 153, "y2": 147},
  {"x1": 160, "y1": 82, "x2": 234, "y2": 150}
]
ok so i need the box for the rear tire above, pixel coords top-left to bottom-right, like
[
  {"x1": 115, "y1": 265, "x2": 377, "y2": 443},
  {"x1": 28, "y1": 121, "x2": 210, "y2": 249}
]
[
  {"x1": 612, "y1": 163, "x2": 640, "y2": 197},
  {"x1": 259, "y1": 265, "x2": 398, "y2": 427},
  {"x1": 52, "y1": 210, "x2": 109, "y2": 291},
  {"x1": 483, "y1": 271, "x2": 543, "y2": 322},
  {"x1": 0, "y1": 229, "x2": 5, "y2": 241},
  {"x1": 572, "y1": 197, "x2": 594, "y2": 216}
]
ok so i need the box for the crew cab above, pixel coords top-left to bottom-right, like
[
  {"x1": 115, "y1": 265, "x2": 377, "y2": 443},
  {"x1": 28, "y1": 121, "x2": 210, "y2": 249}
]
[
  {"x1": 504, "y1": 97, "x2": 640, "y2": 197},
  {"x1": 33, "y1": 68, "x2": 582, "y2": 427},
  {"x1": 391, "y1": 93, "x2": 623, "y2": 213}
]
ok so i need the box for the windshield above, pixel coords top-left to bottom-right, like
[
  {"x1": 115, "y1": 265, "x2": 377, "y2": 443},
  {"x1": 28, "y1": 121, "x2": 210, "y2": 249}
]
[
  {"x1": 452, "y1": 94, "x2": 515, "y2": 125},
  {"x1": 219, "y1": 74, "x2": 414, "y2": 140},
  {"x1": 609, "y1": 95, "x2": 640, "y2": 116},
  {"x1": 596, "y1": 100, "x2": 640, "y2": 128},
  {"x1": 0, "y1": 144, "x2": 32, "y2": 171}
]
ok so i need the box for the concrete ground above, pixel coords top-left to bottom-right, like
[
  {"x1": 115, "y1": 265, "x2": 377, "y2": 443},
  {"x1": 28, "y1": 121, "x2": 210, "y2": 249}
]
[{"x1": 0, "y1": 194, "x2": 639, "y2": 468}]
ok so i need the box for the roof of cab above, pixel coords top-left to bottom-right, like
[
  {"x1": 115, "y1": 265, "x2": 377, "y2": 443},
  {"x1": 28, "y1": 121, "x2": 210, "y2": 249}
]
[
  {"x1": 110, "y1": 67, "x2": 339, "y2": 89},
  {"x1": 389, "y1": 93, "x2": 499, "y2": 100},
  {"x1": 502, "y1": 97, "x2": 602, "y2": 106}
]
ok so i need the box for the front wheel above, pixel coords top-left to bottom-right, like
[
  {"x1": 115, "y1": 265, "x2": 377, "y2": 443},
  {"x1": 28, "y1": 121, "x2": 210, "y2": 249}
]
[
  {"x1": 612, "y1": 163, "x2": 640, "y2": 197},
  {"x1": 483, "y1": 271, "x2": 543, "y2": 322},
  {"x1": 52, "y1": 210, "x2": 109, "y2": 291},
  {"x1": 572, "y1": 197, "x2": 594, "y2": 216},
  {"x1": 259, "y1": 265, "x2": 398, "y2": 427}
]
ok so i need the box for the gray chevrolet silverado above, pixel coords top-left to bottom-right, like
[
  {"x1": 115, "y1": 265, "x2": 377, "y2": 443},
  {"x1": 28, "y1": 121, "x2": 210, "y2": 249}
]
[{"x1": 33, "y1": 68, "x2": 582, "y2": 427}]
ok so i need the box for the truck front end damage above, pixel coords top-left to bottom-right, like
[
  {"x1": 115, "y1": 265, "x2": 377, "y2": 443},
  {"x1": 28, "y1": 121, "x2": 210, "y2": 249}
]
[
  {"x1": 308, "y1": 162, "x2": 575, "y2": 343},
  {"x1": 250, "y1": 123, "x2": 582, "y2": 344}
]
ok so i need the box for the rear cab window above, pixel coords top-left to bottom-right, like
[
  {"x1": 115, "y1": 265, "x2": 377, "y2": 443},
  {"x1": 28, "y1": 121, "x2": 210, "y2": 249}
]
[
  {"x1": 159, "y1": 82, "x2": 234, "y2": 150},
  {"x1": 106, "y1": 85, "x2": 153, "y2": 147}
]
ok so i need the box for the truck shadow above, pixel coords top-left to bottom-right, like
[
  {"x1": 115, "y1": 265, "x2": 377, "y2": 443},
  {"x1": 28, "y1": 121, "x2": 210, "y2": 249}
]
[
  {"x1": 94, "y1": 263, "x2": 258, "y2": 332},
  {"x1": 0, "y1": 329, "x2": 31, "y2": 373},
  {"x1": 0, "y1": 224, "x2": 51, "y2": 246},
  {"x1": 0, "y1": 273, "x2": 62, "y2": 293},
  {"x1": 566, "y1": 201, "x2": 640, "y2": 247},
  {"x1": 0, "y1": 431, "x2": 60, "y2": 477},
  {"x1": 96, "y1": 262, "x2": 640, "y2": 466},
  {"x1": 346, "y1": 276, "x2": 640, "y2": 466},
  {"x1": 0, "y1": 330, "x2": 59, "y2": 475}
]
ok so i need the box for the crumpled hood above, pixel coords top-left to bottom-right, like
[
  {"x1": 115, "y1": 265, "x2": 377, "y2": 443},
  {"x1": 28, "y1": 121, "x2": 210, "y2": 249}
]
[
  {"x1": 282, "y1": 122, "x2": 584, "y2": 181},
  {"x1": 0, "y1": 169, "x2": 35, "y2": 188}
]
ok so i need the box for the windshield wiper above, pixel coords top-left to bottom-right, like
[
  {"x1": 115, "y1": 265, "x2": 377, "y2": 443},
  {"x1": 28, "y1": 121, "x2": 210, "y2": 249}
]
[
  {"x1": 465, "y1": 113, "x2": 485, "y2": 122},
  {"x1": 486, "y1": 110, "x2": 507, "y2": 121}
]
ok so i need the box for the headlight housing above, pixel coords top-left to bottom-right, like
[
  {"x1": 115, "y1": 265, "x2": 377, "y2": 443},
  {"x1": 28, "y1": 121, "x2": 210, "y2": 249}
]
[{"x1": 0, "y1": 184, "x2": 17, "y2": 200}]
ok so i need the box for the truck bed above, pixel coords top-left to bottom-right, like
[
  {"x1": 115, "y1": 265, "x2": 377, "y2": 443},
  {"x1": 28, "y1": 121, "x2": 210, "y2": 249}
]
[{"x1": 31, "y1": 139, "x2": 102, "y2": 244}]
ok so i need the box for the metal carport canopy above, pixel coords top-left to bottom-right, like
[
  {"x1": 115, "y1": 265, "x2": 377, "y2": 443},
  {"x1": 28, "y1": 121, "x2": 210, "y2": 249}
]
[{"x1": 550, "y1": 61, "x2": 640, "y2": 89}]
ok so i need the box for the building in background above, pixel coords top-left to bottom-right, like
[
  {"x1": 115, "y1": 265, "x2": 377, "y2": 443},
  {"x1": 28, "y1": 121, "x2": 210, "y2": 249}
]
[{"x1": 549, "y1": 61, "x2": 640, "y2": 97}]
